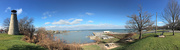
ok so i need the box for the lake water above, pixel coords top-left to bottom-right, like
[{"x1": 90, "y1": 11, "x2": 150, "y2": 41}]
[{"x1": 54, "y1": 29, "x2": 131, "y2": 44}]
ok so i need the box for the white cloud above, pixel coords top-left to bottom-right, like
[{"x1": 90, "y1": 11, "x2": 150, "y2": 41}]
[
  {"x1": 86, "y1": 12, "x2": 94, "y2": 15},
  {"x1": 42, "y1": 11, "x2": 56, "y2": 19},
  {"x1": 0, "y1": 26, "x2": 2, "y2": 29},
  {"x1": 49, "y1": 15, "x2": 52, "y2": 17},
  {"x1": 42, "y1": 16, "x2": 47, "y2": 19},
  {"x1": 52, "y1": 19, "x2": 83, "y2": 25},
  {"x1": 88, "y1": 20, "x2": 93, "y2": 23},
  {"x1": 16, "y1": 8, "x2": 23, "y2": 15},
  {"x1": 78, "y1": 15, "x2": 84, "y2": 17},
  {"x1": 5, "y1": 7, "x2": 23, "y2": 15},
  {"x1": 45, "y1": 22, "x2": 51, "y2": 25},
  {"x1": 45, "y1": 24, "x2": 125, "y2": 30},
  {"x1": 5, "y1": 7, "x2": 11, "y2": 12},
  {"x1": 43, "y1": 12, "x2": 49, "y2": 15},
  {"x1": 158, "y1": 21, "x2": 163, "y2": 23},
  {"x1": 52, "y1": 11, "x2": 57, "y2": 13}
]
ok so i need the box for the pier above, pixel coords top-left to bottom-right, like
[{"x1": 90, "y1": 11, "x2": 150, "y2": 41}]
[{"x1": 90, "y1": 31, "x2": 127, "y2": 40}]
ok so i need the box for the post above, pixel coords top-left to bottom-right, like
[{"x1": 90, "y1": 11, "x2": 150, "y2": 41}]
[
  {"x1": 8, "y1": 10, "x2": 19, "y2": 35},
  {"x1": 155, "y1": 12, "x2": 157, "y2": 34}
]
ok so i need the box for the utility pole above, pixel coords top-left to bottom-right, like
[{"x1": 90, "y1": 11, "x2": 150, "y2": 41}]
[{"x1": 155, "y1": 12, "x2": 157, "y2": 34}]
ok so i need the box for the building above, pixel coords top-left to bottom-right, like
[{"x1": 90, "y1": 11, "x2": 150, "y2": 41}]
[
  {"x1": 103, "y1": 31, "x2": 110, "y2": 33},
  {"x1": 8, "y1": 10, "x2": 19, "y2": 35}
]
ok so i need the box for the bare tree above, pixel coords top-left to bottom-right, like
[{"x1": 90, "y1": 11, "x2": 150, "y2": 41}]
[
  {"x1": 162, "y1": 0, "x2": 180, "y2": 35},
  {"x1": 3, "y1": 18, "x2": 10, "y2": 33},
  {"x1": 18, "y1": 16, "x2": 34, "y2": 34},
  {"x1": 126, "y1": 6, "x2": 154, "y2": 39},
  {"x1": 18, "y1": 16, "x2": 35, "y2": 40},
  {"x1": 24, "y1": 25, "x2": 35, "y2": 40}
]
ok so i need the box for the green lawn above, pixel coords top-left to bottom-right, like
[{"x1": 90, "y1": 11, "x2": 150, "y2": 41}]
[
  {"x1": 82, "y1": 45, "x2": 101, "y2": 50},
  {"x1": 113, "y1": 32, "x2": 180, "y2": 50},
  {"x1": 0, "y1": 33, "x2": 46, "y2": 50}
]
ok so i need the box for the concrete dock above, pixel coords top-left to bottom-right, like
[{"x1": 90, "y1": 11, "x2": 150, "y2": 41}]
[{"x1": 90, "y1": 32, "x2": 127, "y2": 40}]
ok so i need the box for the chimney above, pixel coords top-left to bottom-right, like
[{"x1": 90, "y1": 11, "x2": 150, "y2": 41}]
[{"x1": 8, "y1": 10, "x2": 19, "y2": 35}]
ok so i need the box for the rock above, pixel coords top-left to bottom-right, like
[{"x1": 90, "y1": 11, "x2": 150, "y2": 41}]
[
  {"x1": 125, "y1": 39, "x2": 133, "y2": 42},
  {"x1": 158, "y1": 35, "x2": 165, "y2": 38},
  {"x1": 104, "y1": 43, "x2": 117, "y2": 49}
]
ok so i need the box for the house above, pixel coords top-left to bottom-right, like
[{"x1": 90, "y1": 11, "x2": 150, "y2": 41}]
[{"x1": 0, "y1": 29, "x2": 6, "y2": 33}]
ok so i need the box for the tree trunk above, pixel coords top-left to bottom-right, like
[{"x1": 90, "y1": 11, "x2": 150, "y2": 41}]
[
  {"x1": 173, "y1": 28, "x2": 175, "y2": 35},
  {"x1": 139, "y1": 30, "x2": 142, "y2": 39},
  {"x1": 30, "y1": 33, "x2": 33, "y2": 40}
]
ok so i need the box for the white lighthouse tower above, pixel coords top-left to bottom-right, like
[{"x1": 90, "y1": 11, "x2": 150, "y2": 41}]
[{"x1": 8, "y1": 10, "x2": 19, "y2": 35}]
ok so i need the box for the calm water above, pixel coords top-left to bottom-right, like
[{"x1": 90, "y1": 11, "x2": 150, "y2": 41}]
[{"x1": 54, "y1": 29, "x2": 131, "y2": 44}]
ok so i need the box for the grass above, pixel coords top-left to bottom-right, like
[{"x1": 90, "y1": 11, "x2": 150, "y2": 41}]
[
  {"x1": 112, "y1": 32, "x2": 180, "y2": 50},
  {"x1": 0, "y1": 33, "x2": 46, "y2": 50},
  {"x1": 102, "y1": 38, "x2": 120, "y2": 43},
  {"x1": 82, "y1": 45, "x2": 101, "y2": 50}
]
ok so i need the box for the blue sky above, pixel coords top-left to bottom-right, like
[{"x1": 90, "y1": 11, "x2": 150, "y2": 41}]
[{"x1": 0, "y1": 0, "x2": 179, "y2": 30}]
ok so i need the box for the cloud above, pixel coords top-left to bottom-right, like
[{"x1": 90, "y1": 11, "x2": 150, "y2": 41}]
[
  {"x1": 85, "y1": 12, "x2": 94, "y2": 15},
  {"x1": 45, "y1": 22, "x2": 51, "y2": 25},
  {"x1": 52, "y1": 19, "x2": 83, "y2": 25},
  {"x1": 158, "y1": 21, "x2": 163, "y2": 23},
  {"x1": 42, "y1": 11, "x2": 56, "y2": 19},
  {"x1": 0, "y1": 26, "x2": 2, "y2": 29},
  {"x1": 43, "y1": 12, "x2": 49, "y2": 15},
  {"x1": 88, "y1": 20, "x2": 93, "y2": 23},
  {"x1": 52, "y1": 11, "x2": 57, "y2": 13},
  {"x1": 4, "y1": 7, "x2": 23, "y2": 15},
  {"x1": 49, "y1": 15, "x2": 52, "y2": 17},
  {"x1": 16, "y1": 8, "x2": 23, "y2": 15},
  {"x1": 5, "y1": 7, "x2": 11, "y2": 12},
  {"x1": 42, "y1": 16, "x2": 47, "y2": 19},
  {"x1": 45, "y1": 24, "x2": 125, "y2": 30},
  {"x1": 78, "y1": 15, "x2": 84, "y2": 17}
]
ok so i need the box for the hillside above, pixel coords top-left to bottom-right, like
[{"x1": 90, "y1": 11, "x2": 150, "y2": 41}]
[
  {"x1": 124, "y1": 32, "x2": 180, "y2": 50},
  {"x1": 0, "y1": 33, "x2": 46, "y2": 50}
]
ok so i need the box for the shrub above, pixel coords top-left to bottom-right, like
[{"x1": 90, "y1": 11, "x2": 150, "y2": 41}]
[
  {"x1": 123, "y1": 33, "x2": 136, "y2": 39},
  {"x1": 22, "y1": 27, "x2": 82, "y2": 50}
]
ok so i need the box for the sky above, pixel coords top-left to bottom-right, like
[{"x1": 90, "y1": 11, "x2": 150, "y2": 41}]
[{"x1": 0, "y1": 0, "x2": 179, "y2": 30}]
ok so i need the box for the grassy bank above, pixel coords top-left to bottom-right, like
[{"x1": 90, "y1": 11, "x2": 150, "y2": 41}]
[
  {"x1": 82, "y1": 45, "x2": 101, "y2": 50},
  {"x1": 124, "y1": 32, "x2": 180, "y2": 50},
  {"x1": 112, "y1": 32, "x2": 180, "y2": 50},
  {"x1": 0, "y1": 33, "x2": 46, "y2": 50}
]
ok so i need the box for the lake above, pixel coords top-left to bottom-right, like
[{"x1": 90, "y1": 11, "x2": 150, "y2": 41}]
[{"x1": 54, "y1": 29, "x2": 131, "y2": 44}]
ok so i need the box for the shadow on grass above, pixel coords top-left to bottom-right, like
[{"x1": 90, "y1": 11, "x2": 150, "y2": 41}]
[{"x1": 8, "y1": 45, "x2": 46, "y2": 50}]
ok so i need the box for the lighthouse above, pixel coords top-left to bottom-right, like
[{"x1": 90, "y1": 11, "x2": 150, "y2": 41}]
[{"x1": 8, "y1": 10, "x2": 19, "y2": 35}]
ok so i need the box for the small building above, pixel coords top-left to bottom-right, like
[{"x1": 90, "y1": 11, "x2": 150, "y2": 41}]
[
  {"x1": 104, "y1": 31, "x2": 110, "y2": 33},
  {"x1": 0, "y1": 29, "x2": 6, "y2": 33}
]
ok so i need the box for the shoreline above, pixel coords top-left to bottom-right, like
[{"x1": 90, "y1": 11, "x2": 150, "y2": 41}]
[{"x1": 67, "y1": 42, "x2": 97, "y2": 46}]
